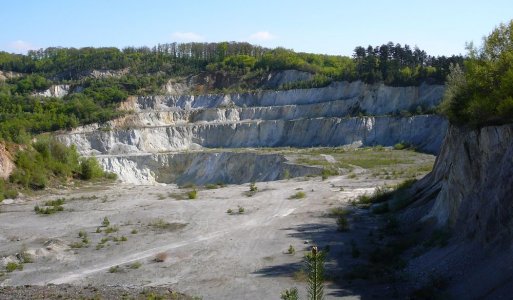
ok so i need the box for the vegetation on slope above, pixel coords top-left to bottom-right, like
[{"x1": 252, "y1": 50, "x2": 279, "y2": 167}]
[
  {"x1": 441, "y1": 20, "x2": 513, "y2": 127},
  {"x1": 1, "y1": 137, "x2": 115, "y2": 200}
]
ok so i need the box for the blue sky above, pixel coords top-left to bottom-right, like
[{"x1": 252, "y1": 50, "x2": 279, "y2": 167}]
[{"x1": 1, "y1": 0, "x2": 511, "y2": 56}]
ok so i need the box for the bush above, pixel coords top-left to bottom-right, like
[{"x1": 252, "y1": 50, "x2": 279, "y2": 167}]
[
  {"x1": 287, "y1": 245, "x2": 296, "y2": 255},
  {"x1": 280, "y1": 287, "x2": 299, "y2": 300},
  {"x1": 337, "y1": 215, "x2": 349, "y2": 231},
  {"x1": 289, "y1": 191, "x2": 306, "y2": 199},
  {"x1": 80, "y1": 157, "x2": 104, "y2": 180},
  {"x1": 249, "y1": 182, "x2": 258, "y2": 192},
  {"x1": 5, "y1": 262, "x2": 22, "y2": 272},
  {"x1": 321, "y1": 168, "x2": 339, "y2": 180},
  {"x1": 441, "y1": 20, "x2": 513, "y2": 127},
  {"x1": 187, "y1": 189, "x2": 197, "y2": 199}
]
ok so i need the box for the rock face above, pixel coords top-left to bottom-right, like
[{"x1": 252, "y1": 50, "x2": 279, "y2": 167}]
[
  {"x1": 408, "y1": 124, "x2": 513, "y2": 244},
  {"x1": 0, "y1": 143, "x2": 14, "y2": 179},
  {"x1": 57, "y1": 78, "x2": 447, "y2": 184},
  {"x1": 34, "y1": 85, "x2": 70, "y2": 98},
  {"x1": 98, "y1": 152, "x2": 321, "y2": 185},
  {"x1": 61, "y1": 115, "x2": 446, "y2": 156},
  {"x1": 59, "y1": 80, "x2": 447, "y2": 155}
]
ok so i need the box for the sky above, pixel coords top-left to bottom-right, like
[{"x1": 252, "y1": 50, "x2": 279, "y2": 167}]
[{"x1": 1, "y1": 0, "x2": 511, "y2": 57}]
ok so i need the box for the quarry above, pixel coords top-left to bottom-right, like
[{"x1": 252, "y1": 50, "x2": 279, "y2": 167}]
[{"x1": 1, "y1": 49, "x2": 513, "y2": 299}]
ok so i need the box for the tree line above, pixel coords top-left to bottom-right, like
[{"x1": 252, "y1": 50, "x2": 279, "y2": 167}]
[{"x1": 0, "y1": 42, "x2": 462, "y2": 85}]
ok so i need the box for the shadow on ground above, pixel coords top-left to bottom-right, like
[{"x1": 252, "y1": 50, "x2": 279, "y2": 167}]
[{"x1": 253, "y1": 212, "x2": 388, "y2": 299}]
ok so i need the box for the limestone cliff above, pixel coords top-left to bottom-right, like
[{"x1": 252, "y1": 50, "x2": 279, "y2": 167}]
[{"x1": 406, "y1": 124, "x2": 513, "y2": 244}]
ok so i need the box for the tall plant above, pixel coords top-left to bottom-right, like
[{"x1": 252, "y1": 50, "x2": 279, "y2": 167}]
[{"x1": 306, "y1": 246, "x2": 326, "y2": 300}]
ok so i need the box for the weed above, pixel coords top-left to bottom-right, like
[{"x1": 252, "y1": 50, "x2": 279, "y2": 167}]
[
  {"x1": 96, "y1": 227, "x2": 102, "y2": 233},
  {"x1": 238, "y1": 206, "x2": 245, "y2": 214},
  {"x1": 120, "y1": 236, "x2": 128, "y2": 242},
  {"x1": 205, "y1": 184, "x2": 218, "y2": 189},
  {"x1": 280, "y1": 287, "x2": 298, "y2": 300},
  {"x1": 5, "y1": 262, "x2": 22, "y2": 272},
  {"x1": 321, "y1": 168, "x2": 339, "y2": 180},
  {"x1": 226, "y1": 208, "x2": 233, "y2": 214},
  {"x1": 103, "y1": 226, "x2": 119, "y2": 234},
  {"x1": 78, "y1": 230, "x2": 87, "y2": 238},
  {"x1": 287, "y1": 245, "x2": 296, "y2": 255},
  {"x1": 69, "y1": 242, "x2": 85, "y2": 249},
  {"x1": 328, "y1": 207, "x2": 350, "y2": 217},
  {"x1": 249, "y1": 182, "x2": 258, "y2": 192},
  {"x1": 102, "y1": 217, "x2": 110, "y2": 227},
  {"x1": 337, "y1": 215, "x2": 349, "y2": 232},
  {"x1": 347, "y1": 173, "x2": 357, "y2": 179},
  {"x1": 108, "y1": 265, "x2": 121, "y2": 273},
  {"x1": 148, "y1": 219, "x2": 187, "y2": 232},
  {"x1": 34, "y1": 199, "x2": 65, "y2": 215},
  {"x1": 289, "y1": 191, "x2": 306, "y2": 199},
  {"x1": 131, "y1": 228, "x2": 138, "y2": 234},
  {"x1": 157, "y1": 194, "x2": 166, "y2": 200},
  {"x1": 19, "y1": 251, "x2": 33, "y2": 263},
  {"x1": 187, "y1": 189, "x2": 198, "y2": 199},
  {"x1": 130, "y1": 262, "x2": 142, "y2": 269}
]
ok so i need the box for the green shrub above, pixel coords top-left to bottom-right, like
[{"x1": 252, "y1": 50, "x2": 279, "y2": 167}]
[
  {"x1": 5, "y1": 262, "x2": 22, "y2": 272},
  {"x1": 441, "y1": 20, "x2": 513, "y2": 127},
  {"x1": 80, "y1": 157, "x2": 104, "y2": 180},
  {"x1": 187, "y1": 189, "x2": 197, "y2": 199},
  {"x1": 289, "y1": 191, "x2": 306, "y2": 199},
  {"x1": 337, "y1": 215, "x2": 349, "y2": 231},
  {"x1": 102, "y1": 217, "x2": 110, "y2": 227},
  {"x1": 108, "y1": 265, "x2": 121, "y2": 273},
  {"x1": 249, "y1": 182, "x2": 258, "y2": 192},
  {"x1": 238, "y1": 206, "x2": 245, "y2": 214},
  {"x1": 321, "y1": 168, "x2": 339, "y2": 180},
  {"x1": 287, "y1": 245, "x2": 296, "y2": 255},
  {"x1": 280, "y1": 287, "x2": 299, "y2": 300}
]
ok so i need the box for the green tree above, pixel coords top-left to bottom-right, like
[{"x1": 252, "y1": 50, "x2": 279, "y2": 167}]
[
  {"x1": 441, "y1": 20, "x2": 513, "y2": 126},
  {"x1": 306, "y1": 246, "x2": 326, "y2": 300}
]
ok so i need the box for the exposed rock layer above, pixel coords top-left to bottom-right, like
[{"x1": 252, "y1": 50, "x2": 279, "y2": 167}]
[
  {"x1": 409, "y1": 124, "x2": 513, "y2": 244},
  {"x1": 98, "y1": 152, "x2": 321, "y2": 185}
]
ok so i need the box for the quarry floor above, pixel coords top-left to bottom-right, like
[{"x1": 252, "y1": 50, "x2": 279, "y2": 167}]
[{"x1": 0, "y1": 148, "x2": 435, "y2": 299}]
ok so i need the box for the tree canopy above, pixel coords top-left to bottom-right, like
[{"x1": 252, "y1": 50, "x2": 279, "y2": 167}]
[{"x1": 441, "y1": 20, "x2": 513, "y2": 127}]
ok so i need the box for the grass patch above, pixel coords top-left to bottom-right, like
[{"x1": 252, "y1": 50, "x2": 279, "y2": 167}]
[
  {"x1": 5, "y1": 262, "x2": 23, "y2": 272},
  {"x1": 336, "y1": 215, "x2": 350, "y2": 232},
  {"x1": 103, "y1": 226, "x2": 119, "y2": 234},
  {"x1": 187, "y1": 189, "x2": 197, "y2": 199},
  {"x1": 148, "y1": 219, "x2": 187, "y2": 232},
  {"x1": 129, "y1": 262, "x2": 142, "y2": 269},
  {"x1": 321, "y1": 168, "x2": 339, "y2": 180},
  {"x1": 167, "y1": 192, "x2": 190, "y2": 200},
  {"x1": 289, "y1": 191, "x2": 306, "y2": 199},
  {"x1": 108, "y1": 265, "x2": 121, "y2": 273},
  {"x1": 34, "y1": 198, "x2": 65, "y2": 215}
]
